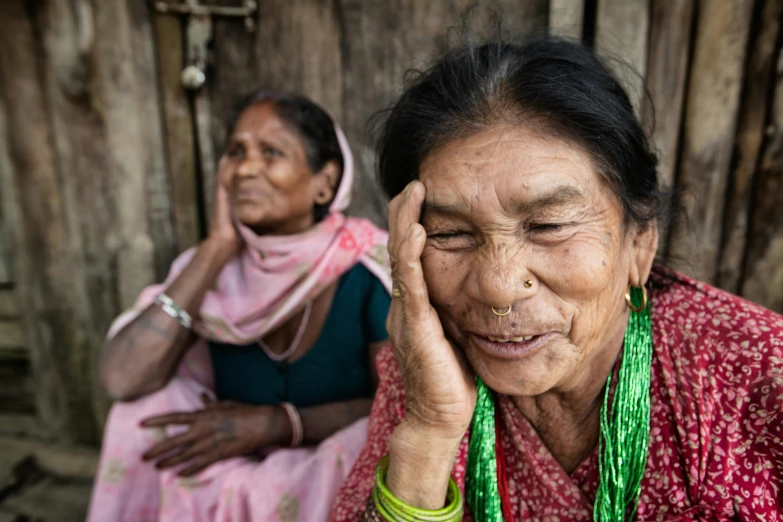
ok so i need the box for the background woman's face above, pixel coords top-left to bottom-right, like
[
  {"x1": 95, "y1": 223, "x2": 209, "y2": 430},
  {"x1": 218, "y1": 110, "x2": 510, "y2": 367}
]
[
  {"x1": 418, "y1": 124, "x2": 655, "y2": 398},
  {"x1": 220, "y1": 101, "x2": 318, "y2": 235}
]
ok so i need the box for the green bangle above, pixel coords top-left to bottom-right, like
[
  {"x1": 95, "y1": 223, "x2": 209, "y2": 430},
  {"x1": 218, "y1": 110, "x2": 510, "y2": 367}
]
[{"x1": 372, "y1": 455, "x2": 464, "y2": 522}]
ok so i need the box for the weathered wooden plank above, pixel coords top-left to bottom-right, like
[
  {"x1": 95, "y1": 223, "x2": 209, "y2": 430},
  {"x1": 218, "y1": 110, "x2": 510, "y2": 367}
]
[
  {"x1": 0, "y1": 414, "x2": 38, "y2": 438},
  {"x1": 0, "y1": 240, "x2": 8, "y2": 286},
  {"x1": 0, "y1": 81, "x2": 15, "y2": 287},
  {"x1": 127, "y1": 0, "x2": 178, "y2": 281},
  {"x1": 0, "y1": 290, "x2": 18, "y2": 319},
  {"x1": 0, "y1": 0, "x2": 95, "y2": 444},
  {"x1": 210, "y1": 0, "x2": 261, "y2": 203},
  {"x1": 668, "y1": 0, "x2": 754, "y2": 283},
  {"x1": 154, "y1": 14, "x2": 202, "y2": 252},
  {"x1": 252, "y1": 0, "x2": 343, "y2": 122},
  {"x1": 91, "y1": 0, "x2": 158, "y2": 312},
  {"x1": 0, "y1": 361, "x2": 34, "y2": 414},
  {"x1": 741, "y1": 48, "x2": 783, "y2": 313},
  {"x1": 339, "y1": 0, "x2": 548, "y2": 225},
  {"x1": 549, "y1": 0, "x2": 585, "y2": 41},
  {"x1": 718, "y1": 0, "x2": 783, "y2": 292},
  {"x1": 34, "y1": 0, "x2": 113, "y2": 441},
  {"x1": 643, "y1": 0, "x2": 695, "y2": 189},
  {"x1": 594, "y1": 0, "x2": 650, "y2": 116},
  {"x1": 195, "y1": 90, "x2": 218, "y2": 222},
  {"x1": 0, "y1": 320, "x2": 24, "y2": 350}
]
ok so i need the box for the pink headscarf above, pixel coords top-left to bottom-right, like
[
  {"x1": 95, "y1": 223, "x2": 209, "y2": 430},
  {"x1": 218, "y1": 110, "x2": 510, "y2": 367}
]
[{"x1": 109, "y1": 120, "x2": 391, "y2": 345}]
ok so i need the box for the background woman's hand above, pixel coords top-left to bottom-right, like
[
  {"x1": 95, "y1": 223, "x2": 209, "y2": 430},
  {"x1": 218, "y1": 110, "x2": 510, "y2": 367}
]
[
  {"x1": 386, "y1": 181, "x2": 477, "y2": 441},
  {"x1": 140, "y1": 395, "x2": 290, "y2": 477},
  {"x1": 207, "y1": 158, "x2": 242, "y2": 257}
]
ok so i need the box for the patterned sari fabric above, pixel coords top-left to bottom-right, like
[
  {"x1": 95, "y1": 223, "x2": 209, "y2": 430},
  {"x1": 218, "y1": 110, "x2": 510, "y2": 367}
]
[
  {"x1": 330, "y1": 267, "x2": 783, "y2": 521},
  {"x1": 87, "y1": 342, "x2": 372, "y2": 522}
]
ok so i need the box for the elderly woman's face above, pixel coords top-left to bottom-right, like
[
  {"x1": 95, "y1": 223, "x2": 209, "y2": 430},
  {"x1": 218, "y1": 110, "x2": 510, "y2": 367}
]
[
  {"x1": 221, "y1": 102, "x2": 320, "y2": 235},
  {"x1": 419, "y1": 124, "x2": 656, "y2": 398}
]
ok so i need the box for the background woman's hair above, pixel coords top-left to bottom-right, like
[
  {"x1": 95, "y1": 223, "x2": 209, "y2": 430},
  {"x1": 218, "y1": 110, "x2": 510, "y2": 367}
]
[
  {"x1": 227, "y1": 90, "x2": 344, "y2": 222},
  {"x1": 373, "y1": 20, "x2": 680, "y2": 235}
]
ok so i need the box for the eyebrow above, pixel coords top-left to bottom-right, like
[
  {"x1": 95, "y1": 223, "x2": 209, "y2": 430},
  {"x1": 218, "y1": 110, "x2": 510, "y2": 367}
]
[{"x1": 422, "y1": 185, "x2": 585, "y2": 218}]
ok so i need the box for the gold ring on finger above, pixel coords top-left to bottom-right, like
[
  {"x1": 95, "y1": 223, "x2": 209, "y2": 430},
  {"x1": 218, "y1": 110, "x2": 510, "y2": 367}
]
[{"x1": 391, "y1": 287, "x2": 402, "y2": 298}]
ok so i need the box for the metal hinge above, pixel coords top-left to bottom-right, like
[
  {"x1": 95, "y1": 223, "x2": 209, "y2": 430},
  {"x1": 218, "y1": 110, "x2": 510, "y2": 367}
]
[
  {"x1": 155, "y1": 0, "x2": 257, "y2": 30},
  {"x1": 155, "y1": 0, "x2": 258, "y2": 90}
]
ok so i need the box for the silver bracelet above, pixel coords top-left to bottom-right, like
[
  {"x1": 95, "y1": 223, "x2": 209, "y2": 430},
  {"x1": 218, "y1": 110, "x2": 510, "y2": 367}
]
[{"x1": 153, "y1": 293, "x2": 192, "y2": 330}]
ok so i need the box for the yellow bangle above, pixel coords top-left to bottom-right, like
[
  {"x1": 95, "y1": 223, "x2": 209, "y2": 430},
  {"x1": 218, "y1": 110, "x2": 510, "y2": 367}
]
[{"x1": 372, "y1": 455, "x2": 464, "y2": 522}]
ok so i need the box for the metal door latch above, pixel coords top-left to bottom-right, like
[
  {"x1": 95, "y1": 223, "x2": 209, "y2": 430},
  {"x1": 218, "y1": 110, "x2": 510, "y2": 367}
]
[{"x1": 155, "y1": 1, "x2": 258, "y2": 91}]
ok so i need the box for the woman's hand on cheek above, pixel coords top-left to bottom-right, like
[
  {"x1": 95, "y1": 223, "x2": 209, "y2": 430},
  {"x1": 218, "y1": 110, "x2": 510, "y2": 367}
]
[
  {"x1": 387, "y1": 181, "x2": 477, "y2": 442},
  {"x1": 207, "y1": 159, "x2": 242, "y2": 258},
  {"x1": 139, "y1": 395, "x2": 290, "y2": 477}
]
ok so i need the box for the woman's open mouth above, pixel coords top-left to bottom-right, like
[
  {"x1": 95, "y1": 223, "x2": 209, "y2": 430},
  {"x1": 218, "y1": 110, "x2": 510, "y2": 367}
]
[{"x1": 469, "y1": 332, "x2": 553, "y2": 360}]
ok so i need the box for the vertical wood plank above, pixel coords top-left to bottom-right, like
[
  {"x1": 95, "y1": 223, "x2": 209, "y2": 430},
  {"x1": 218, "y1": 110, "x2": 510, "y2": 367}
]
[
  {"x1": 154, "y1": 14, "x2": 202, "y2": 252},
  {"x1": 549, "y1": 0, "x2": 585, "y2": 41},
  {"x1": 668, "y1": 0, "x2": 754, "y2": 283},
  {"x1": 741, "y1": 46, "x2": 783, "y2": 312},
  {"x1": 594, "y1": 0, "x2": 650, "y2": 116},
  {"x1": 126, "y1": 0, "x2": 178, "y2": 281},
  {"x1": 643, "y1": 0, "x2": 694, "y2": 189},
  {"x1": 339, "y1": 0, "x2": 460, "y2": 225},
  {"x1": 717, "y1": 0, "x2": 782, "y2": 292},
  {"x1": 339, "y1": 0, "x2": 548, "y2": 225},
  {"x1": 0, "y1": 0, "x2": 93, "y2": 443},
  {"x1": 194, "y1": 90, "x2": 218, "y2": 222},
  {"x1": 0, "y1": 82, "x2": 14, "y2": 286},
  {"x1": 91, "y1": 0, "x2": 158, "y2": 311},
  {"x1": 252, "y1": 0, "x2": 344, "y2": 121},
  {"x1": 34, "y1": 0, "x2": 115, "y2": 440}
]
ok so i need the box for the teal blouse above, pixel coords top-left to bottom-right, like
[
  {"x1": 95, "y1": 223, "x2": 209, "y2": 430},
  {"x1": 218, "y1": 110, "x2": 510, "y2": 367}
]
[{"x1": 208, "y1": 264, "x2": 390, "y2": 408}]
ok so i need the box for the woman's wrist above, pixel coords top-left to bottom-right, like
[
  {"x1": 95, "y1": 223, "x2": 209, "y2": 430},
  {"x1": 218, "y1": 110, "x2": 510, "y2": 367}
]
[
  {"x1": 199, "y1": 236, "x2": 239, "y2": 268},
  {"x1": 385, "y1": 420, "x2": 463, "y2": 510},
  {"x1": 265, "y1": 404, "x2": 294, "y2": 448}
]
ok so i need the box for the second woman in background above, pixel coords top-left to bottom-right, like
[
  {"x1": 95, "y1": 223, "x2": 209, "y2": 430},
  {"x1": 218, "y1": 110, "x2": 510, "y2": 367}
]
[{"x1": 87, "y1": 90, "x2": 391, "y2": 522}]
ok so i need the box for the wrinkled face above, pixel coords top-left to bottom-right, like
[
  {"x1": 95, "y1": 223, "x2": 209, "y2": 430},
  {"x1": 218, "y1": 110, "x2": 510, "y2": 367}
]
[
  {"x1": 419, "y1": 124, "x2": 656, "y2": 397},
  {"x1": 220, "y1": 101, "x2": 335, "y2": 235}
]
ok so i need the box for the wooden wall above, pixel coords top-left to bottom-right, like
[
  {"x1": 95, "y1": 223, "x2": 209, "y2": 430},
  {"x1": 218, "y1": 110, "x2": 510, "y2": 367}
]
[{"x1": 0, "y1": 0, "x2": 781, "y2": 446}]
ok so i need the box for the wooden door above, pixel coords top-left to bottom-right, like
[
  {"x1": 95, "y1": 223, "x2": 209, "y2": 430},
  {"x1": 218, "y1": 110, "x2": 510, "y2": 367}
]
[{"x1": 1, "y1": 0, "x2": 780, "y2": 447}]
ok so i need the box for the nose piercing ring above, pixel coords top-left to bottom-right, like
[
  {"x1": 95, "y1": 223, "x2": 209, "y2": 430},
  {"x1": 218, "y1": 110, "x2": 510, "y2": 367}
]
[
  {"x1": 524, "y1": 280, "x2": 533, "y2": 288},
  {"x1": 491, "y1": 305, "x2": 512, "y2": 317}
]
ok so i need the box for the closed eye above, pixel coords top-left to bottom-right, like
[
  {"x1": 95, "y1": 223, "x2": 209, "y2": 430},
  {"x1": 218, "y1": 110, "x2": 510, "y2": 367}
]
[
  {"x1": 528, "y1": 223, "x2": 563, "y2": 233},
  {"x1": 427, "y1": 231, "x2": 468, "y2": 239}
]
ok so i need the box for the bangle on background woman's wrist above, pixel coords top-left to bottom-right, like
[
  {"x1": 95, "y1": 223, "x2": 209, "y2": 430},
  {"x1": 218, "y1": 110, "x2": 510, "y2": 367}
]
[
  {"x1": 279, "y1": 402, "x2": 304, "y2": 448},
  {"x1": 153, "y1": 293, "x2": 192, "y2": 330},
  {"x1": 367, "y1": 455, "x2": 463, "y2": 522}
]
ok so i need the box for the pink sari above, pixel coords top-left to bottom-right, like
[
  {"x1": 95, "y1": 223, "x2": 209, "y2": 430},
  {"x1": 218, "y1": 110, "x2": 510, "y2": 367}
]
[{"x1": 88, "y1": 122, "x2": 391, "y2": 522}]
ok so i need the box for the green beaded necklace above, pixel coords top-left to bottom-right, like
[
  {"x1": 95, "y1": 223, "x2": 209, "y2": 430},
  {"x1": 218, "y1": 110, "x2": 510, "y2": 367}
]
[{"x1": 466, "y1": 286, "x2": 653, "y2": 521}]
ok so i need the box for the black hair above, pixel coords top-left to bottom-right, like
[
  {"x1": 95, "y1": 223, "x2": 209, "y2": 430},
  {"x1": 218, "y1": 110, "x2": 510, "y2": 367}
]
[
  {"x1": 227, "y1": 90, "x2": 344, "y2": 222},
  {"x1": 375, "y1": 33, "x2": 671, "y2": 230}
]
